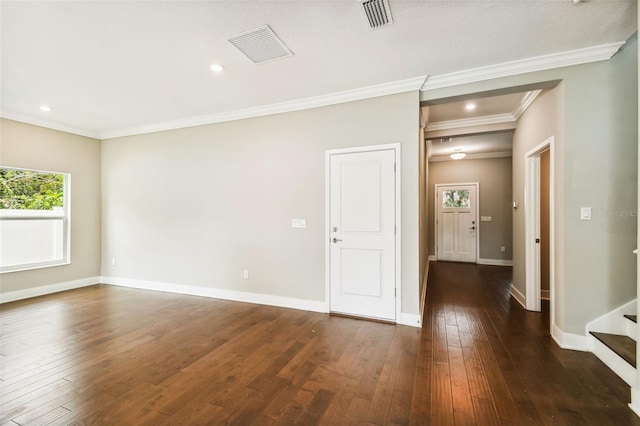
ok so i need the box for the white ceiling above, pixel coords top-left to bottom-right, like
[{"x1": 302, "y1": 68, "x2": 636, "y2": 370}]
[
  {"x1": 427, "y1": 132, "x2": 514, "y2": 161},
  {"x1": 428, "y1": 93, "x2": 526, "y2": 123},
  {"x1": 425, "y1": 90, "x2": 533, "y2": 160},
  {"x1": 1, "y1": 1, "x2": 636, "y2": 139}
]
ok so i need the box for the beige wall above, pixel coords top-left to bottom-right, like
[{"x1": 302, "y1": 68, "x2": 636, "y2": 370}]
[
  {"x1": 511, "y1": 86, "x2": 562, "y2": 306},
  {"x1": 101, "y1": 92, "x2": 422, "y2": 316},
  {"x1": 0, "y1": 119, "x2": 102, "y2": 293},
  {"x1": 423, "y1": 34, "x2": 637, "y2": 335},
  {"x1": 428, "y1": 157, "x2": 513, "y2": 261}
]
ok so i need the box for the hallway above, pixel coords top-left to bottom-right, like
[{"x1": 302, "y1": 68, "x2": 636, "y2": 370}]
[{"x1": 414, "y1": 261, "x2": 639, "y2": 425}]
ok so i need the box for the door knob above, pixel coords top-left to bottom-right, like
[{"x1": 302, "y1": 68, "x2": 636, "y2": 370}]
[{"x1": 332, "y1": 237, "x2": 342, "y2": 243}]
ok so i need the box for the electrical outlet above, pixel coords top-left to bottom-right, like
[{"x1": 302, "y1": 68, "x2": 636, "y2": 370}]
[
  {"x1": 243, "y1": 270, "x2": 249, "y2": 279},
  {"x1": 111, "y1": 258, "x2": 117, "y2": 266},
  {"x1": 501, "y1": 246, "x2": 506, "y2": 252}
]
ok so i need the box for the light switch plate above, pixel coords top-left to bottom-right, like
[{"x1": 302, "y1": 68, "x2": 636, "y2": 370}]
[
  {"x1": 291, "y1": 219, "x2": 307, "y2": 228},
  {"x1": 481, "y1": 216, "x2": 492, "y2": 222},
  {"x1": 580, "y1": 207, "x2": 591, "y2": 220}
]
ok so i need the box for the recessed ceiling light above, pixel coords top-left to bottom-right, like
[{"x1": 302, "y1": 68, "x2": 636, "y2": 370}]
[
  {"x1": 465, "y1": 103, "x2": 476, "y2": 111},
  {"x1": 39, "y1": 105, "x2": 51, "y2": 112},
  {"x1": 210, "y1": 64, "x2": 224, "y2": 73}
]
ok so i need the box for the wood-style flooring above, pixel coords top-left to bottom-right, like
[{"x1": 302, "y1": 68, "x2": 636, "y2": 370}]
[{"x1": 1, "y1": 261, "x2": 638, "y2": 425}]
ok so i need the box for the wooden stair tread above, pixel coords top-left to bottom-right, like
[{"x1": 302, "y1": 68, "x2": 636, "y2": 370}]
[
  {"x1": 624, "y1": 314, "x2": 637, "y2": 323},
  {"x1": 589, "y1": 331, "x2": 636, "y2": 367}
]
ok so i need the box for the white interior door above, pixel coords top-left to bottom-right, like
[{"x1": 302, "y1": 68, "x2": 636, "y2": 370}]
[
  {"x1": 436, "y1": 184, "x2": 478, "y2": 263},
  {"x1": 329, "y1": 149, "x2": 396, "y2": 321}
]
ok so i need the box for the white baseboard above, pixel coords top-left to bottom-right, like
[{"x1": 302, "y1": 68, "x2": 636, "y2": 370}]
[
  {"x1": 586, "y1": 298, "x2": 637, "y2": 337},
  {"x1": 0, "y1": 276, "x2": 101, "y2": 304},
  {"x1": 541, "y1": 290, "x2": 550, "y2": 300},
  {"x1": 399, "y1": 313, "x2": 422, "y2": 328},
  {"x1": 552, "y1": 323, "x2": 588, "y2": 351},
  {"x1": 101, "y1": 276, "x2": 328, "y2": 314},
  {"x1": 589, "y1": 333, "x2": 637, "y2": 386},
  {"x1": 510, "y1": 285, "x2": 526, "y2": 309},
  {"x1": 428, "y1": 255, "x2": 436, "y2": 262},
  {"x1": 478, "y1": 258, "x2": 513, "y2": 266},
  {"x1": 630, "y1": 388, "x2": 640, "y2": 417}
]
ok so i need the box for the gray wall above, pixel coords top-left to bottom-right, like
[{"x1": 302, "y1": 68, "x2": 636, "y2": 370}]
[
  {"x1": 422, "y1": 35, "x2": 638, "y2": 334},
  {"x1": 511, "y1": 86, "x2": 562, "y2": 310},
  {"x1": 0, "y1": 119, "x2": 102, "y2": 293},
  {"x1": 101, "y1": 92, "x2": 422, "y2": 316},
  {"x1": 428, "y1": 157, "x2": 513, "y2": 261}
]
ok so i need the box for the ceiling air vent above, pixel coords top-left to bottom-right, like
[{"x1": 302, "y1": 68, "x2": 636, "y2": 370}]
[
  {"x1": 227, "y1": 25, "x2": 293, "y2": 64},
  {"x1": 360, "y1": 0, "x2": 393, "y2": 30}
]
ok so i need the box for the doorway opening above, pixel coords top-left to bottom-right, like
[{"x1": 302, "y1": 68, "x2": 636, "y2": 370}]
[{"x1": 524, "y1": 136, "x2": 554, "y2": 330}]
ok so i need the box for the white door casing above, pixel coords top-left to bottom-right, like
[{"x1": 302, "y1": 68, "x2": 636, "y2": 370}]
[
  {"x1": 326, "y1": 145, "x2": 398, "y2": 321},
  {"x1": 436, "y1": 183, "x2": 478, "y2": 263},
  {"x1": 525, "y1": 136, "x2": 555, "y2": 319}
]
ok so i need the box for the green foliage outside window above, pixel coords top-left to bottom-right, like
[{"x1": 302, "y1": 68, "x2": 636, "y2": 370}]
[
  {"x1": 0, "y1": 169, "x2": 64, "y2": 210},
  {"x1": 442, "y1": 190, "x2": 470, "y2": 208}
]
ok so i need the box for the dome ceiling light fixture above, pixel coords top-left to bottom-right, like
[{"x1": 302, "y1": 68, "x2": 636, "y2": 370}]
[{"x1": 450, "y1": 148, "x2": 467, "y2": 160}]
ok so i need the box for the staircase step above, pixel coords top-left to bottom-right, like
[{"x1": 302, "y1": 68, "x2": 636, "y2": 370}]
[
  {"x1": 589, "y1": 331, "x2": 636, "y2": 367},
  {"x1": 624, "y1": 314, "x2": 637, "y2": 323}
]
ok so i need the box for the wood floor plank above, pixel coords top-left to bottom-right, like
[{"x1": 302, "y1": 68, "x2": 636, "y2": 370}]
[{"x1": 1, "y1": 264, "x2": 638, "y2": 425}]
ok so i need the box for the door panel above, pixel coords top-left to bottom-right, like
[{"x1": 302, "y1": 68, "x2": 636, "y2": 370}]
[
  {"x1": 436, "y1": 184, "x2": 478, "y2": 263},
  {"x1": 329, "y1": 149, "x2": 395, "y2": 321}
]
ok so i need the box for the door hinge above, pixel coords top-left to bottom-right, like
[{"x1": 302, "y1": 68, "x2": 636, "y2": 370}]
[
  {"x1": 394, "y1": 288, "x2": 396, "y2": 297},
  {"x1": 536, "y1": 238, "x2": 540, "y2": 244},
  {"x1": 394, "y1": 225, "x2": 396, "y2": 234}
]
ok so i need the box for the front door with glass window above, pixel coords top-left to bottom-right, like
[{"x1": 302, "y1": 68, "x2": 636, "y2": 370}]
[{"x1": 436, "y1": 184, "x2": 478, "y2": 263}]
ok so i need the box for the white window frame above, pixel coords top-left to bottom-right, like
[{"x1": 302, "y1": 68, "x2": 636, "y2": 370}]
[{"x1": 0, "y1": 167, "x2": 71, "y2": 273}]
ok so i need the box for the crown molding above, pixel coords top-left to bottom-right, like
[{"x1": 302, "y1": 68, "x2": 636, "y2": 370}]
[
  {"x1": 512, "y1": 90, "x2": 542, "y2": 120},
  {"x1": 426, "y1": 113, "x2": 514, "y2": 132},
  {"x1": 100, "y1": 75, "x2": 428, "y2": 139},
  {"x1": 429, "y1": 151, "x2": 512, "y2": 162},
  {"x1": 421, "y1": 41, "x2": 625, "y2": 92},
  {"x1": 0, "y1": 110, "x2": 100, "y2": 139}
]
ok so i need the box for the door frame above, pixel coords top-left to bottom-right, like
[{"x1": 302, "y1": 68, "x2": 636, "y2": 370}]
[
  {"x1": 324, "y1": 143, "x2": 402, "y2": 321},
  {"x1": 524, "y1": 136, "x2": 554, "y2": 323},
  {"x1": 434, "y1": 182, "x2": 480, "y2": 263}
]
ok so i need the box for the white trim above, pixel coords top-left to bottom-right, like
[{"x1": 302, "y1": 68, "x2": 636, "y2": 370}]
[
  {"x1": 435, "y1": 182, "x2": 480, "y2": 264},
  {"x1": 399, "y1": 313, "x2": 421, "y2": 328},
  {"x1": 630, "y1": 388, "x2": 640, "y2": 417},
  {"x1": 586, "y1": 298, "x2": 637, "y2": 337},
  {"x1": 551, "y1": 324, "x2": 588, "y2": 351},
  {"x1": 102, "y1": 276, "x2": 328, "y2": 313},
  {"x1": 324, "y1": 143, "x2": 402, "y2": 323},
  {"x1": 478, "y1": 258, "x2": 513, "y2": 266},
  {"x1": 101, "y1": 76, "x2": 427, "y2": 139},
  {"x1": 0, "y1": 276, "x2": 100, "y2": 304},
  {"x1": 541, "y1": 290, "x2": 550, "y2": 300},
  {"x1": 429, "y1": 151, "x2": 512, "y2": 162},
  {"x1": 512, "y1": 90, "x2": 543, "y2": 120},
  {"x1": 420, "y1": 258, "x2": 431, "y2": 326},
  {"x1": 428, "y1": 255, "x2": 436, "y2": 262},
  {"x1": 425, "y1": 113, "x2": 514, "y2": 132},
  {"x1": 510, "y1": 285, "x2": 526, "y2": 309},
  {"x1": 421, "y1": 42, "x2": 624, "y2": 91},
  {"x1": 0, "y1": 110, "x2": 100, "y2": 139},
  {"x1": 524, "y1": 137, "x2": 554, "y2": 319},
  {"x1": 589, "y1": 333, "x2": 637, "y2": 386}
]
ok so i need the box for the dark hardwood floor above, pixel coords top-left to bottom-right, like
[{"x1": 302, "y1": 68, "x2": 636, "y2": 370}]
[{"x1": 1, "y1": 261, "x2": 638, "y2": 425}]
